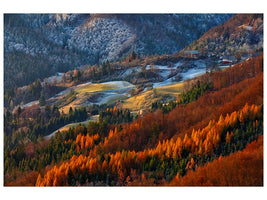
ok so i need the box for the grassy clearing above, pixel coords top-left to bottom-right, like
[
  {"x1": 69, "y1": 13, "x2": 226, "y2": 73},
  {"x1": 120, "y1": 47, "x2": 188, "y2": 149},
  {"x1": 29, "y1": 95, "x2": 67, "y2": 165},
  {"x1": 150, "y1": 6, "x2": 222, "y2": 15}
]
[
  {"x1": 59, "y1": 81, "x2": 133, "y2": 114},
  {"x1": 154, "y1": 82, "x2": 185, "y2": 96},
  {"x1": 76, "y1": 83, "x2": 117, "y2": 93},
  {"x1": 60, "y1": 103, "x2": 81, "y2": 115},
  {"x1": 104, "y1": 94, "x2": 128, "y2": 105},
  {"x1": 122, "y1": 90, "x2": 160, "y2": 111},
  {"x1": 58, "y1": 90, "x2": 77, "y2": 108},
  {"x1": 58, "y1": 80, "x2": 186, "y2": 114},
  {"x1": 122, "y1": 82, "x2": 186, "y2": 111}
]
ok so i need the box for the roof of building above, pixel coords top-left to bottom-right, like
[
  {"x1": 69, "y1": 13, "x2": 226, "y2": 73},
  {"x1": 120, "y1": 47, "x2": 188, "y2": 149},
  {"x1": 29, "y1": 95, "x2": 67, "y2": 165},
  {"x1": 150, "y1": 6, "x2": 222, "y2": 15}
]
[{"x1": 184, "y1": 50, "x2": 199, "y2": 54}]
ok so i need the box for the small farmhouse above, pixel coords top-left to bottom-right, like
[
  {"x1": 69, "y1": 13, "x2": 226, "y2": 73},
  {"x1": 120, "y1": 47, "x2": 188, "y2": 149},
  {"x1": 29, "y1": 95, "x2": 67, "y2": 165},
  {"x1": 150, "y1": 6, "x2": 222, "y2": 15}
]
[
  {"x1": 184, "y1": 50, "x2": 199, "y2": 58},
  {"x1": 222, "y1": 59, "x2": 232, "y2": 64}
]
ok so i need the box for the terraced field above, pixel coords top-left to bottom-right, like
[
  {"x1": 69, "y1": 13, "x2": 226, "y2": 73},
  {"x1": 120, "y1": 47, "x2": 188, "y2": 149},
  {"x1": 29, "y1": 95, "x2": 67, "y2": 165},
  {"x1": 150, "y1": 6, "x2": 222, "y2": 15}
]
[
  {"x1": 55, "y1": 78, "x2": 188, "y2": 114},
  {"x1": 59, "y1": 81, "x2": 135, "y2": 114},
  {"x1": 122, "y1": 81, "x2": 186, "y2": 111}
]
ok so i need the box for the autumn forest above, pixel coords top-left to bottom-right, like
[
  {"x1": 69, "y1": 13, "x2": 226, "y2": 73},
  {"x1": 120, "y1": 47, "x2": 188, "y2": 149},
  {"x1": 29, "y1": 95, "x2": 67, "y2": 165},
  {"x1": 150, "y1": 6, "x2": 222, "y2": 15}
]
[
  {"x1": 4, "y1": 54, "x2": 263, "y2": 186},
  {"x1": 3, "y1": 13, "x2": 264, "y2": 188}
]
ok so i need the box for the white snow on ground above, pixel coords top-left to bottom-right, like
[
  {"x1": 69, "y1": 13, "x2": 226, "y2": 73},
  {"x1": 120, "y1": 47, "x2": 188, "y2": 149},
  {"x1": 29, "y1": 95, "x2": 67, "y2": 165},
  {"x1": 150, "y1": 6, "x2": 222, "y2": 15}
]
[
  {"x1": 152, "y1": 62, "x2": 232, "y2": 89},
  {"x1": 97, "y1": 93, "x2": 125, "y2": 105},
  {"x1": 121, "y1": 67, "x2": 142, "y2": 77},
  {"x1": 101, "y1": 81, "x2": 133, "y2": 88},
  {"x1": 159, "y1": 70, "x2": 171, "y2": 79},
  {"x1": 74, "y1": 80, "x2": 133, "y2": 90},
  {"x1": 44, "y1": 129, "x2": 60, "y2": 140},
  {"x1": 57, "y1": 88, "x2": 71, "y2": 96},
  {"x1": 153, "y1": 77, "x2": 175, "y2": 88},
  {"x1": 22, "y1": 62, "x2": 231, "y2": 109},
  {"x1": 94, "y1": 81, "x2": 135, "y2": 104},
  {"x1": 193, "y1": 60, "x2": 206, "y2": 68},
  {"x1": 180, "y1": 63, "x2": 231, "y2": 81},
  {"x1": 146, "y1": 65, "x2": 170, "y2": 70},
  {"x1": 49, "y1": 81, "x2": 134, "y2": 108},
  {"x1": 69, "y1": 81, "x2": 135, "y2": 107},
  {"x1": 155, "y1": 65, "x2": 170, "y2": 70},
  {"x1": 22, "y1": 61, "x2": 236, "y2": 140},
  {"x1": 174, "y1": 60, "x2": 184, "y2": 68},
  {"x1": 46, "y1": 72, "x2": 64, "y2": 83},
  {"x1": 181, "y1": 68, "x2": 207, "y2": 81},
  {"x1": 146, "y1": 65, "x2": 172, "y2": 79},
  {"x1": 20, "y1": 100, "x2": 39, "y2": 109},
  {"x1": 152, "y1": 60, "x2": 208, "y2": 88},
  {"x1": 49, "y1": 88, "x2": 71, "y2": 100}
]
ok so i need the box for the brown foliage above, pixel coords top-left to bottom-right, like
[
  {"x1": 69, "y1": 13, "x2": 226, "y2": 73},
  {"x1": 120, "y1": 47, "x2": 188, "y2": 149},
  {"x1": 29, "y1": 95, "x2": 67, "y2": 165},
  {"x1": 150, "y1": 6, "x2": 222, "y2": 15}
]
[
  {"x1": 5, "y1": 171, "x2": 39, "y2": 186},
  {"x1": 211, "y1": 54, "x2": 263, "y2": 90},
  {"x1": 35, "y1": 103, "x2": 262, "y2": 186},
  {"x1": 34, "y1": 55, "x2": 263, "y2": 186}
]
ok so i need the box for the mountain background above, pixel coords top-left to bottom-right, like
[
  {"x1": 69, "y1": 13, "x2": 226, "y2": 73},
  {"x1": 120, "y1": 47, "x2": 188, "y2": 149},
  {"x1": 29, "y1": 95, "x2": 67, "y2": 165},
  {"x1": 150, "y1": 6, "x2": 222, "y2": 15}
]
[
  {"x1": 3, "y1": 11, "x2": 264, "y2": 190},
  {"x1": 183, "y1": 14, "x2": 263, "y2": 56},
  {"x1": 4, "y1": 14, "x2": 233, "y2": 89}
]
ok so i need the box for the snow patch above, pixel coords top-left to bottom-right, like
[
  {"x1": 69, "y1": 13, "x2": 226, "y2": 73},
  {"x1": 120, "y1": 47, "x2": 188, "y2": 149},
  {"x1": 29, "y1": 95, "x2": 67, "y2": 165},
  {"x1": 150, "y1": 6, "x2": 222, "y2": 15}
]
[
  {"x1": 153, "y1": 77, "x2": 175, "y2": 88},
  {"x1": 46, "y1": 72, "x2": 64, "y2": 83},
  {"x1": 101, "y1": 81, "x2": 133, "y2": 88},
  {"x1": 181, "y1": 68, "x2": 207, "y2": 81},
  {"x1": 20, "y1": 100, "x2": 39, "y2": 109}
]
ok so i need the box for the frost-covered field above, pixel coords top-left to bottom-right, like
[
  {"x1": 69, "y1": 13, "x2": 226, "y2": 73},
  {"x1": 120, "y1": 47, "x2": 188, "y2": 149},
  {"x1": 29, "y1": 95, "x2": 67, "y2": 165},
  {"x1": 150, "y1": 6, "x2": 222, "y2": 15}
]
[
  {"x1": 20, "y1": 100, "x2": 39, "y2": 109},
  {"x1": 152, "y1": 59, "x2": 208, "y2": 88},
  {"x1": 181, "y1": 68, "x2": 207, "y2": 81},
  {"x1": 57, "y1": 81, "x2": 135, "y2": 114},
  {"x1": 18, "y1": 55, "x2": 235, "y2": 116},
  {"x1": 153, "y1": 77, "x2": 174, "y2": 88}
]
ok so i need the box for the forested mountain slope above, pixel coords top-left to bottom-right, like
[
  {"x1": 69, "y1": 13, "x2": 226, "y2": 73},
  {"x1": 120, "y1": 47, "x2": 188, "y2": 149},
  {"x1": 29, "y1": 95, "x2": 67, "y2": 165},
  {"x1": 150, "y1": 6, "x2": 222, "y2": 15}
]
[
  {"x1": 4, "y1": 54, "x2": 263, "y2": 186},
  {"x1": 182, "y1": 14, "x2": 263, "y2": 57},
  {"x1": 4, "y1": 14, "x2": 232, "y2": 89}
]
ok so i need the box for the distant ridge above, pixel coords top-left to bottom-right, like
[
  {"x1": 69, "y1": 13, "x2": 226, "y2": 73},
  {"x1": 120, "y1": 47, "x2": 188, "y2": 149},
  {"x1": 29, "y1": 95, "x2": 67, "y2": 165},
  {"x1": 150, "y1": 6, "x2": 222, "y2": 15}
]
[{"x1": 4, "y1": 14, "x2": 232, "y2": 89}]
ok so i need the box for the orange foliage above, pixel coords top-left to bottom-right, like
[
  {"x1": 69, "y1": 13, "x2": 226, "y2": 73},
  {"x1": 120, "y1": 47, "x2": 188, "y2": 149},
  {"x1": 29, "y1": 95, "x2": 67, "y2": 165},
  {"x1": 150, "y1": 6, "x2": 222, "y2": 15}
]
[
  {"x1": 34, "y1": 56, "x2": 263, "y2": 186},
  {"x1": 169, "y1": 135, "x2": 263, "y2": 186},
  {"x1": 75, "y1": 133, "x2": 99, "y2": 151},
  {"x1": 98, "y1": 68, "x2": 262, "y2": 156},
  {"x1": 211, "y1": 54, "x2": 262, "y2": 90},
  {"x1": 151, "y1": 103, "x2": 261, "y2": 158},
  {"x1": 225, "y1": 131, "x2": 233, "y2": 144},
  {"x1": 35, "y1": 101, "x2": 262, "y2": 186}
]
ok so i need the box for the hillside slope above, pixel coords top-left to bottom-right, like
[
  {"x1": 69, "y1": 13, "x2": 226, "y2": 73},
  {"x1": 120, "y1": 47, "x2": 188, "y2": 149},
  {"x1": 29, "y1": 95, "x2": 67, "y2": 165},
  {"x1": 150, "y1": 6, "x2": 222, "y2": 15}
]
[
  {"x1": 4, "y1": 14, "x2": 232, "y2": 89},
  {"x1": 4, "y1": 55, "x2": 263, "y2": 186},
  {"x1": 182, "y1": 14, "x2": 263, "y2": 57}
]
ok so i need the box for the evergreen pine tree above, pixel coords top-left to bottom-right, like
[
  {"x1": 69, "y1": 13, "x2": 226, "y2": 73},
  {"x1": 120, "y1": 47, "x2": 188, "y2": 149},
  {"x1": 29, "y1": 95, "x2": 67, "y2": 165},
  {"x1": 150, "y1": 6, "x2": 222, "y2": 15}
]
[{"x1": 39, "y1": 93, "x2": 46, "y2": 106}]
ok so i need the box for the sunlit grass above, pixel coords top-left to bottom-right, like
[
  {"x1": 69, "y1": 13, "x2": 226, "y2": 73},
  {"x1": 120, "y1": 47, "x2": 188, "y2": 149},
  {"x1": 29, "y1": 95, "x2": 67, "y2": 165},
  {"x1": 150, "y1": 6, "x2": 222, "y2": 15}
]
[
  {"x1": 122, "y1": 82, "x2": 186, "y2": 111},
  {"x1": 76, "y1": 83, "x2": 117, "y2": 93},
  {"x1": 122, "y1": 90, "x2": 159, "y2": 111},
  {"x1": 154, "y1": 82, "x2": 185, "y2": 96},
  {"x1": 59, "y1": 82, "x2": 133, "y2": 114}
]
